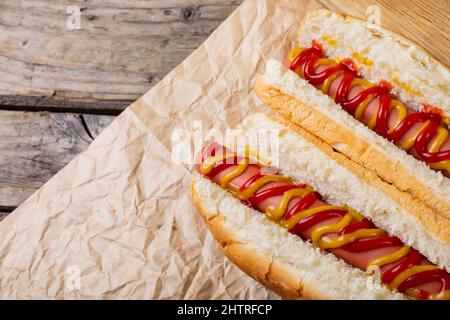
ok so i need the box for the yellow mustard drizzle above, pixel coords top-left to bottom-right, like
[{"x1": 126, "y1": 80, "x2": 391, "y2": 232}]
[
  {"x1": 429, "y1": 160, "x2": 450, "y2": 172},
  {"x1": 398, "y1": 121, "x2": 430, "y2": 151},
  {"x1": 246, "y1": 147, "x2": 272, "y2": 166},
  {"x1": 427, "y1": 126, "x2": 450, "y2": 172},
  {"x1": 444, "y1": 116, "x2": 450, "y2": 127},
  {"x1": 320, "y1": 35, "x2": 338, "y2": 46},
  {"x1": 429, "y1": 126, "x2": 449, "y2": 152},
  {"x1": 389, "y1": 265, "x2": 439, "y2": 290},
  {"x1": 354, "y1": 97, "x2": 372, "y2": 121},
  {"x1": 351, "y1": 52, "x2": 374, "y2": 66},
  {"x1": 288, "y1": 47, "x2": 450, "y2": 173},
  {"x1": 322, "y1": 70, "x2": 344, "y2": 97},
  {"x1": 202, "y1": 147, "x2": 449, "y2": 299},
  {"x1": 389, "y1": 99, "x2": 408, "y2": 130},
  {"x1": 219, "y1": 158, "x2": 248, "y2": 188},
  {"x1": 367, "y1": 246, "x2": 411, "y2": 273},
  {"x1": 316, "y1": 58, "x2": 336, "y2": 66},
  {"x1": 201, "y1": 154, "x2": 233, "y2": 175},
  {"x1": 351, "y1": 78, "x2": 373, "y2": 89},
  {"x1": 319, "y1": 228, "x2": 387, "y2": 250},
  {"x1": 201, "y1": 146, "x2": 268, "y2": 176},
  {"x1": 367, "y1": 110, "x2": 378, "y2": 130},
  {"x1": 346, "y1": 206, "x2": 365, "y2": 221},
  {"x1": 279, "y1": 205, "x2": 338, "y2": 230},
  {"x1": 239, "y1": 175, "x2": 292, "y2": 200},
  {"x1": 311, "y1": 213, "x2": 353, "y2": 247},
  {"x1": 391, "y1": 75, "x2": 422, "y2": 96},
  {"x1": 429, "y1": 290, "x2": 450, "y2": 300},
  {"x1": 265, "y1": 187, "x2": 313, "y2": 221},
  {"x1": 288, "y1": 47, "x2": 304, "y2": 65}
]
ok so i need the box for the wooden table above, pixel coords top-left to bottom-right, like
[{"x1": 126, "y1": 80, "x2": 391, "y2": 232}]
[{"x1": 0, "y1": 0, "x2": 448, "y2": 219}]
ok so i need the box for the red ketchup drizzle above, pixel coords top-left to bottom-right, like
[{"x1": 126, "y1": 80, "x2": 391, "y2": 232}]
[
  {"x1": 289, "y1": 42, "x2": 450, "y2": 165},
  {"x1": 248, "y1": 185, "x2": 299, "y2": 205},
  {"x1": 339, "y1": 218, "x2": 374, "y2": 235},
  {"x1": 381, "y1": 251, "x2": 423, "y2": 284},
  {"x1": 284, "y1": 191, "x2": 321, "y2": 220},
  {"x1": 293, "y1": 209, "x2": 346, "y2": 234},
  {"x1": 199, "y1": 143, "x2": 450, "y2": 299},
  {"x1": 399, "y1": 270, "x2": 450, "y2": 292},
  {"x1": 341, "y1": 236, "x2": 403, "y2": 253},
  {"x1": 207, "y1": 156, "x2": 242, "y2": 178}
]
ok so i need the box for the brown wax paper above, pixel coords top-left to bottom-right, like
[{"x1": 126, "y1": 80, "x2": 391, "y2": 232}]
[{"x1": 0, "y1": 0, "x2": 323, "y2": 299}]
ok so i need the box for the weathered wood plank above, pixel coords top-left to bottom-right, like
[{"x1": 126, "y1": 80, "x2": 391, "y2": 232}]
[
  {"x1": 0, "y1": 95, "x2": 128, "y2": 114},
  {"x1": 0, "y1": 0, "x2": 243, "y2": 111},
  {"x1": 82, "y1": 114, "x2": 116, "y2": 138},
  {"x1": 4, "y1": 0, "x2": 446, "y2": 211},
  {"x1": 318, "y1": 0, "x2": 450, "y2": 66},
  {"x1": 0, "y1": 111, "x2": 113, "y2": 207}
]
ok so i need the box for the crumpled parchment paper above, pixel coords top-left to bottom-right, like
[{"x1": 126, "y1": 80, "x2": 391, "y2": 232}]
[{"x1": 0, "y1": 0, "x2": 323, "y2": 299}]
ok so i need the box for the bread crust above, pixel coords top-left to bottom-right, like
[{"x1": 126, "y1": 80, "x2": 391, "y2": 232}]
[
  {"x1": 255, "y1": 78, "x2": 450, "y2": 245},
  {"x1": 191, "y1": 180, "x2": 328, "y2": 300}
]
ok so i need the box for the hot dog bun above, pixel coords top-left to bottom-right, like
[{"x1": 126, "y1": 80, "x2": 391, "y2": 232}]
[
  {"x1": 299, "y1": 9, "x2": 449, "y2": 115},
  {"x1": 191, "y1": 113, "x2": 450, "y2": 299},
  {"x1": 254, "y1": 9, "x2": 450, "y2": 223},
  {"x1": 192, "y1": 176, "x2": 403, "y2": 299}
]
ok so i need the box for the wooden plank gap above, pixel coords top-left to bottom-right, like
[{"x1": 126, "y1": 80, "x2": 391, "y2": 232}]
[
  {"x1": 0, "y1": 104, "x2": 124, "y2": 116},
  {"x1": 0, "y1": 206, "x2": 16, "y2": 213}
]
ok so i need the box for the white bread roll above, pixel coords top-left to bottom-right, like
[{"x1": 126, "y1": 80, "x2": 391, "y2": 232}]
[
  {"x1": 192, "y1": 176, "x2": 404, "y2": 300},
  {"x1": 254, "y1": 9, "x2": 450, "y2": 223},
  {"x1": 191, "y1": 113, "x2": 449, "y2": 299},
  {"x1": 299, "y1": 9, "x2": 449, "y2": 115}
]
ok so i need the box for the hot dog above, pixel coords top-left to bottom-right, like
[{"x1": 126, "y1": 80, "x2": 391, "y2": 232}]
[
  {"x1": 191, "y1": 113, "x2": 450, "y2": 300},
  {"x1": 254, "y1": 9, "x2": 450, "y2": 222},
  {"x1": 285, "y1": 42, "x2": 450, "y2": 176}
]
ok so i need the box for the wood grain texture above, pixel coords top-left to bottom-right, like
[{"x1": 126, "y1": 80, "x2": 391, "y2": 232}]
[
  {"x1": 82, "y1": 114, "x2": 116, "y2": 138},
  {"x1": 0, "y1": 111, "x2": 112, "y2": 208},
  {"x1": 318, "y1": 0, "x2": 450, "y2": 66},
  {"x1": 0, "y1": 0, "x2": 243, "y2": 111},
  {"x1": 1, "y1": 0, "x2": 448, "y2": 211},
  {"x1": 0, "y1": 0, "x2": 241, "y2": 209}
]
